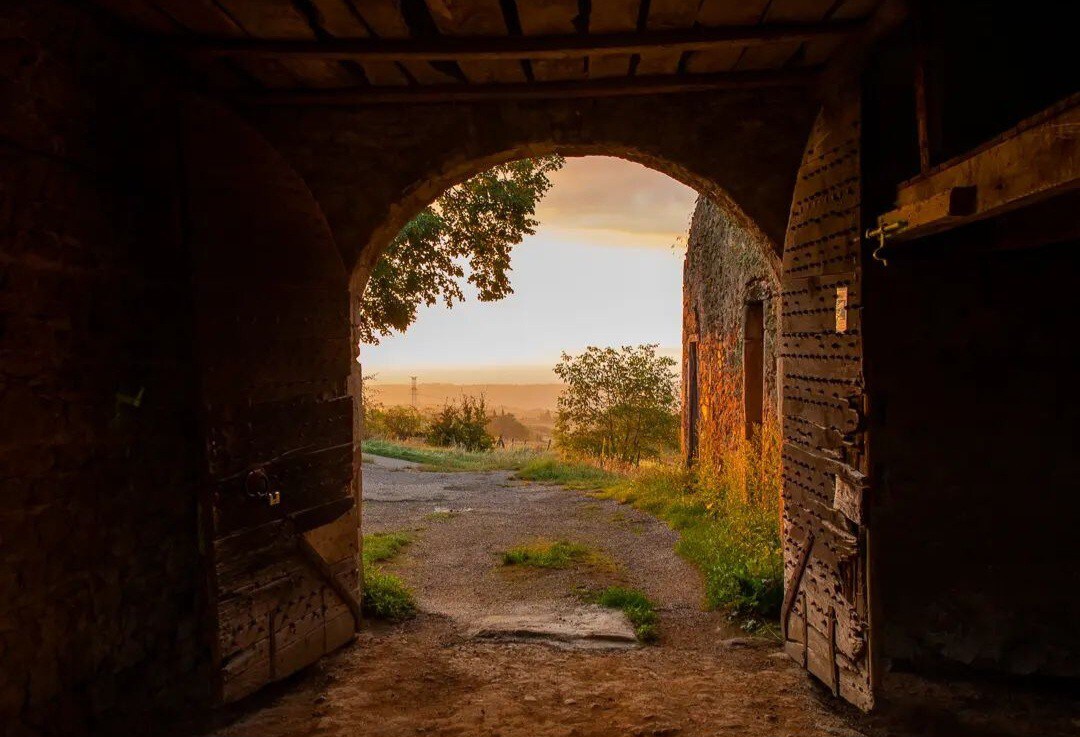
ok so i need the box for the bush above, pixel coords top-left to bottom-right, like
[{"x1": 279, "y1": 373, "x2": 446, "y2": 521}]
[
  {"x1": 486, "y1": 411, "x2": 532, "y2": 442},
  {"x1": 426, "y1": 394, "x2": 494, "y2": 451},
  {"x1": 375, "y1": 405, "x2": 428, "y2": 441},
  {"x1": 553, "y1": 345, "x2": 679, "y2": 465}
]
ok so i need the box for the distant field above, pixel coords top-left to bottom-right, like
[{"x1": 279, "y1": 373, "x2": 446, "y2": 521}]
[{"x1": 366, "y1": 382, "x2": 564, "y2": 416}]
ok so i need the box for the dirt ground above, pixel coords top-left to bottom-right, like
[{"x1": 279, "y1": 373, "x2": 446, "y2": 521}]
[{"x1": 192, "y1": 457, "x2": 1079, "y2": 737}]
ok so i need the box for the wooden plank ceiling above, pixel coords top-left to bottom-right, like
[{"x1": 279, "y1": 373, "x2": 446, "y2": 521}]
[{"x1": 92, "y1": 0, "x2": 881, "y2": 103}]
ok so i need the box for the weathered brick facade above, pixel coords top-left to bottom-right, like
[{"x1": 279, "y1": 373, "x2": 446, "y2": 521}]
[{"x1": 681, "y1": 198, "x2": 780, "y2": 469}]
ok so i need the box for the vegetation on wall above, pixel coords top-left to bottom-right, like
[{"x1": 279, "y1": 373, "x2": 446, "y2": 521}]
[
  {"x1": 553, "y1": 344, "x2": 679, "y2": 465},
  {"x1": 358, "y1": 156, "x2": 564, "y2": 343}
]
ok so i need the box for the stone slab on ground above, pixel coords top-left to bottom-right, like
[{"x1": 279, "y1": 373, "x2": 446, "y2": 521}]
[{"x1": 469, "y1": 605, "x2": 638, "y2": 649}]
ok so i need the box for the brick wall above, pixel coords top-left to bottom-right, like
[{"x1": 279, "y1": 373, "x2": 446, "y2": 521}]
[
  {"x1": 681, "y1": 197, "x2": 781, "y2": 468},
  {"x1": 0, "y1": 3, "x2": 209, "y2": 733}
]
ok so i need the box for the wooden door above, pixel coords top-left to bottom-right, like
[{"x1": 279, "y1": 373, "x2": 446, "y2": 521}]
[
  {"x1": 779, "y1": 96, "x2": 875, "y2": 710},
  {"x1": 183, "y1": 98, "x2": 360, "y2": 704}
]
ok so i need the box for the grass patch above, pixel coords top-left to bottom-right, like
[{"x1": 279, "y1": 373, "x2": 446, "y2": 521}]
[
  {"x1": 361, "y1": 567, "x2": 416, "y2": 621},
  {"x1": 425, "y1": 510, "x2": 457, "y2": 522},
  {"x1": 361, "y1": 531, "x2": 416, "y2": 621},
  {"x1": 362, "y1": 439, "x2": 542, "y2": 472},
  {"x1": 588, "y1": 586, "x2": 660, "y2": 643},
  {"x1": 516, "y1": 456, "x2": 621, "y2": 490},
  {"x1": 500, "y1": 539, "x2": 607, "y2": 569},
  {"x1": 599, "y1": 465, "x2": 782, "y2": 632},
  {"x1": 363, "y1": 531, "x2": 411, "y2": 565},
  {"x1": 362, "y1": 440, "x2": 622, "y2": 492}
]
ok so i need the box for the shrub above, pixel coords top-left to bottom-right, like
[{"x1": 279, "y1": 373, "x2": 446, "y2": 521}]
[
  {"x1": 486, "y1": 411, "x2": 533, "y2": 442},
  {"x1": 553, "y1": 345, "x2": 679, "y2": 465},
  {"x1": 380, "y1": 405, "x2": 428, "y2": 441},
  {"x1": 427, "y1": 394, "x2": 494, "y2": 451}
]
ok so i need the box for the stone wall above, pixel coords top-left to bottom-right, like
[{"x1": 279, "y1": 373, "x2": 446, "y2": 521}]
[
  {"x1": 681, "y1": 197, "x2": 780, "y2": 469},
  {"x1": 0, "y1": 3, "x2": 209, "y2": 733},
  {"x1": 246, "y1": 87, "x2": 818, "y2": 286}
]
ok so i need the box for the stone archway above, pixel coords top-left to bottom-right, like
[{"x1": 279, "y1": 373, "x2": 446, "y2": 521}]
[{"x1": 242, "y1": 88, "x2": 819, "y2": 282}]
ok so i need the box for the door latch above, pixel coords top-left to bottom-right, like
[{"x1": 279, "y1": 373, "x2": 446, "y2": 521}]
[
  {"x1": 245, "y1": 468, "x2": 282, "y2": 507},
  {"x1": 865, "y1": 220, "x2": 907, "y2": 266}
]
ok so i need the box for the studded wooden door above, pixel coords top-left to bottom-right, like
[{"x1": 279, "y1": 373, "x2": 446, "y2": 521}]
[
  {"x1": 182, "y1": 97, "x2": 360, "y2": 704},
  {"x1": 779, "y1": 95, "x2": 875, "y2": 710}
]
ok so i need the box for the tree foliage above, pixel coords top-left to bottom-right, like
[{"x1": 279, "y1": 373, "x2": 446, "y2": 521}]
[
  {"x1": 427, "y1": 394, "x2": 494, "y2": 451},
  {"x1": 554, "y1": 345, "x2": 679, "y2": 465},
  {"x1": 358, "y1": 156, "x2": 565, "y2": 344},
  {"x1": 486, "y1": 411, "x2": 532, "y2": 442}
]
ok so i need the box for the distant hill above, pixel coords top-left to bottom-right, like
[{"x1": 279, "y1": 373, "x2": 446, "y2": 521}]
[{"x1": 366, "y1": 382, "x2": 564, "y2": 415}]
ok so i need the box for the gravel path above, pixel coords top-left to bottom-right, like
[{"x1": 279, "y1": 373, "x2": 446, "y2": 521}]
[
  {"x1": 194, "y1": 456, "x2": 1076, "y2": 737},
  {"x1": 362, "y1": 454, "x2": 704, "y2": 632}
]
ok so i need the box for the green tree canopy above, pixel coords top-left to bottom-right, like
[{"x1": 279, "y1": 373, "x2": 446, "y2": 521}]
[
  {"x1": 554, "y1": 344, "x2": 680, "y2": 465},
  {"x1": 358, "y1": 156, "x2": 564, "y2": 344}
]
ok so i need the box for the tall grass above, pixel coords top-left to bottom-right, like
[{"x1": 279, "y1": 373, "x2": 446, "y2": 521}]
[
  {"x1": 362, "y1": 438, "x2": 541, "y2": 471},
  {"x1": 516, "y1": 456, "x2": 619, "y2": 489},
  {"x1": 599, "y1": 426, "x2": 783, "y2": 627}
]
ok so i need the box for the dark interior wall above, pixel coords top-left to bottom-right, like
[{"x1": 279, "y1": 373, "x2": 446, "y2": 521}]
[
  {"x1": 1, "y1": 2, "x2": 209, "y2": 733},
  {"x1": 865, "y1": 219, "x2": 1080, "y2": 678},
  {"x1": 861, "y1": 10, "x2": 1080, "y2": 681}
]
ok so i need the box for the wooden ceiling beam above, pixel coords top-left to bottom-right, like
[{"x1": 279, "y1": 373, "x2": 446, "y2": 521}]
[
  {"x1": 239, "y1": 68, "x2": 819, "y2": 106},
  {"x1": 180, "y1": 22, "x2": 861, "y2": 63}
]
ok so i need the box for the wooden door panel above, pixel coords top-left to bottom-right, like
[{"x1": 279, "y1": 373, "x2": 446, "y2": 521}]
[
  {"x1": 182, "y1": 96, "x2": 359, "y2": 705},
  {"x1": 780, "y1": 95, "x2": 874, "y2": 711}
]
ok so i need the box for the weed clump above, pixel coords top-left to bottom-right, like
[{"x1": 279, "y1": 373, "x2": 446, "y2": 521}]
[
  {"x1": 362, "y1": 567, "x2": 417, "y2": 621},
  {"x1": 501, "y1": 539, "x2": 603, "y2": 569},
  {"x1": 361, "y1": 531, "x2": 416, "y2": 621},
  {"x1": 589, "y1": 586, "x2": 660, "y2": 642},
  {"x1": 363, "y1": 531, "x2": 412, "y2": 565}
]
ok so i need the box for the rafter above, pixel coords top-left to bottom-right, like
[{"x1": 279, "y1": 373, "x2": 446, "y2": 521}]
[
  {"x1": 181, "y1": 22, "x2": 861, "y2": 63},
  {"x1": 240, "y1": 68, "x2": 819, "y2": 106}
]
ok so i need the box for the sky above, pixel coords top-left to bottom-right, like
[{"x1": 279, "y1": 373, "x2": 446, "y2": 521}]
[{"x1": 361, "y1": 156, "x2": 698, "y2": 384}]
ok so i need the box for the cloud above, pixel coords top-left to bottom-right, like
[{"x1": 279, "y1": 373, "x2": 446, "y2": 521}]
[{"x1": 535, "y1": 157, "x2": 698, "y2": 246}]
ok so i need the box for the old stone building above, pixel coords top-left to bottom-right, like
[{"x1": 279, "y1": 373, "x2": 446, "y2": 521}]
[
  {"x1": 682, "y1": 197, "x2": 780, "y2": 469},
  {"x1": 2, "y1": 0, "x2": 1078, "y2": 734}
]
